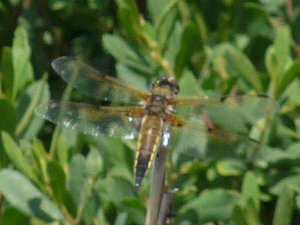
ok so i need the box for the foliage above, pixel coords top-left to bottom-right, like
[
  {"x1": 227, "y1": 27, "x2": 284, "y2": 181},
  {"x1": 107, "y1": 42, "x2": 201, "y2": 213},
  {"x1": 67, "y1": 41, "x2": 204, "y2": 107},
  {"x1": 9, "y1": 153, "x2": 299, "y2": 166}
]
[{"x1": 0, "y1": 0, "x2": 300, "y2": 224}]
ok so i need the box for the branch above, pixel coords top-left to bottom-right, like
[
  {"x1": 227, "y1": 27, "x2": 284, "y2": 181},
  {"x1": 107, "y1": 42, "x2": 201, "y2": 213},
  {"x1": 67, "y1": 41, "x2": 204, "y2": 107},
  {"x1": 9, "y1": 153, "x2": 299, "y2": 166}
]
[
  {"x1": 157, "y1": 188, "x2": 178, "y2": 225},
  {"x1": 145, "y1": 147, "x2": 168, "y2": 225}
]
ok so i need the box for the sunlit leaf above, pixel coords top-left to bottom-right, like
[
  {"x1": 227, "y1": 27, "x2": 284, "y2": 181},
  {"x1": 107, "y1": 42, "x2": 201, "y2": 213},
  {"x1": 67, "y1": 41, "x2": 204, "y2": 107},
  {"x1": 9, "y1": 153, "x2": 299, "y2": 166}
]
[{"x1": 216, "y1": 160, "x2": 245, "y2": 176}]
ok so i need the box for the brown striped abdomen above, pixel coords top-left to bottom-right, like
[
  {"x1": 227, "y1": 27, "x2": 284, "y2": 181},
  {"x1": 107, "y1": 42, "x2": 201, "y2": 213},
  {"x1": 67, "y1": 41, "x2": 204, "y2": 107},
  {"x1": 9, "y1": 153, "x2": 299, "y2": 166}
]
[{"x1": 134, "y1": 115, "x2": 163, "y2": 188}]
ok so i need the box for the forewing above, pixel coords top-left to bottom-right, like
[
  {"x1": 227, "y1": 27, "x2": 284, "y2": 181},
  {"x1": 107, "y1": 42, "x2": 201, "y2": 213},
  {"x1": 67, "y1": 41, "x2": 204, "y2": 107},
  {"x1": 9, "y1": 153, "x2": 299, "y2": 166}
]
[
  {"x1": 52, "y1": 57, "x2": 150, "y2": 104},
  {"x1": 35, "y1": 101, "x2": 144, "y2": 139}
]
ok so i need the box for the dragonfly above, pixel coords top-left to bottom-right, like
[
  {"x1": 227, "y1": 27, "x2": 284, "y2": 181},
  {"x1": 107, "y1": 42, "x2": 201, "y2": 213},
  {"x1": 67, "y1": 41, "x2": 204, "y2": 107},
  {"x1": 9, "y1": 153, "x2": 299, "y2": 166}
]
[{"x1": 36, "y1": 56, "x2": 276, "y2": 188}]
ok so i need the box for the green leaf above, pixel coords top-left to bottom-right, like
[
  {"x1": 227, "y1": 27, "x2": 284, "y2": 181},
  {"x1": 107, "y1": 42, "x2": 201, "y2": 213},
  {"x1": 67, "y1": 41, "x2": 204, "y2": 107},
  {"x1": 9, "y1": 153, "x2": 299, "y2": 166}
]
[
  {"x1": 265, "y1": 46, "x2": 277, "y2": 79},
  {"x1": 95, "y1": 137, "x2": 133, "y2": 181},
  {"x1": 0, "y1": 207, "x2": 30, "y2": 225},
  {"x1": 154, "y1": 0, "x2": 178, "y2": 31},
  {"x1": 178, "y1": 70, "x2": 202, "y2": 96},
  {"x1": 12, "y1": 26, "x2": 34, "y2": 99},
  {"x1": 265, "y1": 25, "x2": 292, "y2": 82},
  {"x1": 114, "y1": 212, "x2": 128, "y2": 225},
  {"x1": 99, "y1": 176, "x2": 136, "y2": 206},
  {"x1": 103, "y1": 35, "x2": 153, "y2": 75},
  {"x1": 178, "y1": 189, "x2": 241, "y2": 223},
  {"x1": 270, "y1": 175, "x2": 300, "y2": 194},
  {"x1": 86, "y1": 147, "x2": 103, "y2": 177},
  {"x1": 296, "y1": 195, "x2": 300, "y2": 211},
  {"x1": 95, "y1": 209, "x2": 109, "y2": 225},
  {"x1": 56, "y1": 134, "x2": 69, "y2": 169},
  {"x1": 216, "y1": 160, "x2": 245, "y2": 176},
  {"x1": 275, "y1": 60, "x2": 300, "y2": 99},
  {"x1": 232, "y1": 204, "x2": 248, "y2": 225},
  {"x1": 68, "y1": 154, "x2": 88, "y2": 206},
  {"x1": 242, "y1": 172, "x2": 260, "y2": 211},
  {"x1": 116, "y1": 63, "x2": 149, "y2": 91},
  {"x1": 1, "y1": 131, "x2": 40, "y2": 185},
  {"x1": 147, "y1": 0, "x2": 170, "y2": 24},
  {"x1": 163, "y1": 21, "x2": 182, "y2": 70},
  {"x1": 116, "y1": 0, "x2": 140, "y2": 29},
  {"x1": 256, "y1": 144, "x2": 300, "y2": 163},
  {"x1": 272, "y1": 186, "x2": 294, "y2": 225},
  {"x1": 273, "y1": 26, "x2": 291, "y2": 66},
  {"x1": 0, "y1": 98, "x2": 16, "y2": 135},
  {"x1": 31, "y1": 138, "x2": 48, "y2": 185},
  {"x1": 232, "y1": 199, "x2": 260, "y2": 225},
  {"x1": 173, "y1": 71, "x2": 207, "y2": 157},
  {"x1": 0, "y1": 169, "x2": 64, "y2": 221},
  {"x1": 226, "y1": 46, "x2": 263, "y2": 92},
  {"x1": 1, "y1": 47, "x2": 14, "y2": 98},
  {"x1": 16, "y1": 78, "x2": 50, "y2": 140},
  {"x1": 116, "y1": 0, "x2": 145, "y2": 45},
  {"x1": 155, "y1": 2, "x2": 178, "y2": 51},
  {"x1": 175, "y1": 22, "x2": 201, "y2": 76},
  {"x1": 69, "y1": 153, "x2": 101, "y2": 224},
  {"x1": 80, "y1": 189, "x2": 101, "y2": 225},
  {"x1": 47, "y1": 160, "x2": 67, "y2": 204}
]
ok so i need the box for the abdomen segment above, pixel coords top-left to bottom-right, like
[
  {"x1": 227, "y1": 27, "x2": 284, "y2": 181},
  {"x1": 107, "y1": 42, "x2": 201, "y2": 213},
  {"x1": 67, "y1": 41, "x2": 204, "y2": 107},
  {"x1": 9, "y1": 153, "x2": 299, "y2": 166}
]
[{"x1": 134, "y1": 116, "x2": 163, "y2": 188}]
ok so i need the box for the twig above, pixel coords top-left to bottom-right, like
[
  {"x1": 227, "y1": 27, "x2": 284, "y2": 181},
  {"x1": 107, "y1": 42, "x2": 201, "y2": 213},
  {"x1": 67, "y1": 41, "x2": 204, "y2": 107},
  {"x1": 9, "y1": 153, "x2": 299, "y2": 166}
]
[
  {"x1": 145, "y1": 147, "x2": 168, "y2": 225},
  {"x1": 157, "y1": 189, "x2": 178, "y2": 225}
]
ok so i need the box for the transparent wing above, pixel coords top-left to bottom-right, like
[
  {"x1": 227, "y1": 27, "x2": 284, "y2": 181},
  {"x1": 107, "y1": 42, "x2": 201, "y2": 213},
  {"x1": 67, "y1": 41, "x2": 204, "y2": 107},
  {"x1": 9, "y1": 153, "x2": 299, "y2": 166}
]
[
  {"x1": 163, "y1": 114, "x2": 260, "y2": 160},
  {"x1": 35, "y1": 101, "x2": 145, "y2": 139},
  {"x1": 52, "y1": 57, "x2": 150, "y2": 104},
  {"x1": 169, "y1": 94, "x2": 277, "y2": 134}
]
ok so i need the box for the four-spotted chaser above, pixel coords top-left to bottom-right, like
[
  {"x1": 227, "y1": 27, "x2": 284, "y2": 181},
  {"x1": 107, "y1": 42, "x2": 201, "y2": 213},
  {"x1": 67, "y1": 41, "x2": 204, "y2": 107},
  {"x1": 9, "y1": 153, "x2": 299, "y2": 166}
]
[{"x1": 36, "y1": 57, "x2": 276, "y2": 188}]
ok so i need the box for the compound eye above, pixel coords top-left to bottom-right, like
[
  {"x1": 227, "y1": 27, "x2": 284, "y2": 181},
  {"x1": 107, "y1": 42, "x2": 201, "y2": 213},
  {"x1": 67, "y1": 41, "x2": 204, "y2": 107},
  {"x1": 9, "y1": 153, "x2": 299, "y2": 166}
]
[
  {"x1": 173, "y1": 83, "x2": 179, "y2": 95},
  {"x1": 159, "y1": 77, "x2": 170, "y2": 86}
]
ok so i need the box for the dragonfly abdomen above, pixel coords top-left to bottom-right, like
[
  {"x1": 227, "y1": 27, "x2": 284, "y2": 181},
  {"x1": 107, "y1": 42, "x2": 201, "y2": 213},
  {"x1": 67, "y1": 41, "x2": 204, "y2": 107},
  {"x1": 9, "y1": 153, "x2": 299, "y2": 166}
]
[{"x1": 134, "y1": 115, "x2": 163, "y2": 188}]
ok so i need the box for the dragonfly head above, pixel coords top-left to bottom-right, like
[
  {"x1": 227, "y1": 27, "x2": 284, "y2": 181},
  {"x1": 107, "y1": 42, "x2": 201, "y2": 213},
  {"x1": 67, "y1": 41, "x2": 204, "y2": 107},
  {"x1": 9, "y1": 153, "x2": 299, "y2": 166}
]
[{"x1": 152, "y1": 76, "x2": 179, "y2": 98}]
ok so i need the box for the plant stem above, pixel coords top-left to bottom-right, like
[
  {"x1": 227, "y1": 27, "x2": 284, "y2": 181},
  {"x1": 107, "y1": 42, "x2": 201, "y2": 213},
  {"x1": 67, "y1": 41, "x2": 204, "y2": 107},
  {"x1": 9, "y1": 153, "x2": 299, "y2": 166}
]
[
  {"x1": 157, "y1": 188, "x2": 178, "y2": 225},
  {"x1": 145, "y1": 147, "x2": 168, "y2": 225}
]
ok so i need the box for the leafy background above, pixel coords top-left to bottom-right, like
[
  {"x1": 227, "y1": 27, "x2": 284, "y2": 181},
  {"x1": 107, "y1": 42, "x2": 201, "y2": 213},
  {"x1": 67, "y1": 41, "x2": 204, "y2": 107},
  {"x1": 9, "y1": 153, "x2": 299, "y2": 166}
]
[{"x1": 0, "y1": 0, "x2": 300, "y2": 224}]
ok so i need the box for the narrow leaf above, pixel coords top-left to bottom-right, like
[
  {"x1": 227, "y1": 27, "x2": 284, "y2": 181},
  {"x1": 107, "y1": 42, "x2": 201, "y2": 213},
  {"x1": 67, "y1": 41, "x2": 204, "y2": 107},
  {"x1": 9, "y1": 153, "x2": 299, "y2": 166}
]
[
  {"x1": 0, "y1": 207, "x2": 30, "y2": 225},
  {"x1": 242, "y1": 172, "x2": 260, "y2": 211},
  {"x1": 0, "y1": 99, "x2": 16, "y2": 135},
  {"x1": 16, "y1": 78, "x2": 50, "y2": 140},
  {"x1": 1, "y1": 47, "x2": 14, "y2": 98},
  {"x1": 12, "y1": 26, "x2": 33, "y2": 98},
  {"x1": 1, "y1": 131, "x2": 40, "y2": 185},
  {"x1": 226, "y1": 47, "x2": 263, "y2": 92},
  {"x1": 275, "y1": 60, "x2": 300, "y2": 99},
  {"x1": 47, "y1": 160, "x2": 67, "y2": 204},
  {"x1": 103, "y1": 35, "x2": 153, "y2": 75},
  {"x1": 273, "y1": 186, "x2": 294, "y2": 225}
]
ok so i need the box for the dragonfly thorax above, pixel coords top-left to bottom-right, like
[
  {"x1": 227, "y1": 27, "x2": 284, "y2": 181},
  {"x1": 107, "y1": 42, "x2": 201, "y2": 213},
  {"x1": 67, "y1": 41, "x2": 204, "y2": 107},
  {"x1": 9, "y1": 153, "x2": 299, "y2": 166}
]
[{"x1": 145, "y1": 94, "x2": 168, "y2": 116}]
